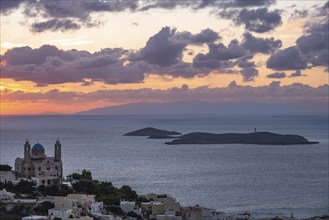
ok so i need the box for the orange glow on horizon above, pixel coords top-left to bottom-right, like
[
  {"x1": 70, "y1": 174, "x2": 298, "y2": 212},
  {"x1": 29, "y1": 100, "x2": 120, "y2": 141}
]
[
  {"x1": 0, "y1": 60, "x2": 7, "y2": 66},
  {"x1": 0, "y1": 100, "x2": 121, "y2": 115}
]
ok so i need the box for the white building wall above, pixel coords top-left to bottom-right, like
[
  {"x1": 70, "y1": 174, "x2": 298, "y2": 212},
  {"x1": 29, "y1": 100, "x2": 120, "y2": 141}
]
[
  {"x1": 120, "y1": 201, "x2": 135, "y2": 213},
  {"x1": 48, "y1": 208, "x2": 73, "y2": 218}
]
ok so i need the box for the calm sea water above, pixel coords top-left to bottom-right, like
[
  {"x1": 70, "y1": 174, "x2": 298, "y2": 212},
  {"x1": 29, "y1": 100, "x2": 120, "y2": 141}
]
[{"x1": 0, "y1": 115, "x2": 328, "y2": 218}]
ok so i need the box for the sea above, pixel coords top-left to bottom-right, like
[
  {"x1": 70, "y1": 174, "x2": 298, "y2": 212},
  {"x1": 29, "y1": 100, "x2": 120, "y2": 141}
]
[{"x1": 0, "y1": 114, "x2": 328, "y2": 218}]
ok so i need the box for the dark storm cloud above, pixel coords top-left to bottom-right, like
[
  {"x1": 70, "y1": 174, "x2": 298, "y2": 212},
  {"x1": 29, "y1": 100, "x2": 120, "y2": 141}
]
[
  {"x1": 195, "y1": 0, "x2": 275, "y2": 9},
  {"x1": 289, "y1": 9, "x2": 308, "y2": 20},
  {"x1": 266, "y1": 18, "x2": 328, "y2": 71},
  {"x1": 0, "y1": 45, "x2": 147, "y2": 85},
  {"x1": 316, "y1": 0, "x2": 329, "y2": 16},
  {"x1": 192, "y1": 28, "x2": 220, "y2": 44},
  {"x1": 232, "y1": 8, "x2": 282, "y2": 33},
  {"x1": 289, "y1": 70, "x2": 306, "y2": 77},
  {"x1": 0, "y1": 0, "x2": 22, "y2": 14},
  {"x1": 242, "y1": 32, "x2": 282, "y2": 54},
  {"x1": 193, "y1": 53, "x2": 222, "y2": 69},
  {"x1": 17, "y1": 0, "x2": 139, "y2": 32},
  {"x1": 236, "y1": 56, "x2": 256, "y2": 68},
  {"x1": 209, "y1": 40, "x2": 246, "y2": 61},
  {"x1": 31, "y1": 19, "x2": 81, "y2": 32},
  {"x1": 240, "y1": 67, "x2": 258, "y2": 82},
  {"x1": 214, "y1": 0, "x2": 281, "y2": 33},
  {"x1": 266, "y1": 47, "x2": 308, "y2": 70},
  {"x1": 192, "y1": 40, "x2": 246, "y2": 69},
  {"x1": 82, "y1": 0, "x2": 138, "y2": 12},
  {"x1": 220, "y1": 0, "x2": 275, "y2": 8},
  {"x1": 139, "y1": 0, "x2": 193, "y2": 11},
  {"x1": 130, "y1": 27, "x2": 188, "y2": 67},
  {"x1": 2, "y1": 0, "x2": 280, "y2": 32},
  {"x1": 297, "y1": 19, "x2": 329, "y2": 69},
  {"x1": 130, "y1": 27, "x2": 220, "y2": 67},
  {"x1": 1, "y1": 24, "x2": 285, "y2": 84},
  {"x1": 192, "y1": 32, "x2": 282, "y2": 72},
  {"x1": 266, "y1": 72, "x2": 286, "y2": 79},
  {"x1": 26, "y1": 0, "x2": 138, "y2": 19}
]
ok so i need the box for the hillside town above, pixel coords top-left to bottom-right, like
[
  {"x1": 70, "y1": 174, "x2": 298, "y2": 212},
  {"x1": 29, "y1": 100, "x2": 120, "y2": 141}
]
[{"x1": 0, "y1": 140, "x2": 327, "y2": 220}]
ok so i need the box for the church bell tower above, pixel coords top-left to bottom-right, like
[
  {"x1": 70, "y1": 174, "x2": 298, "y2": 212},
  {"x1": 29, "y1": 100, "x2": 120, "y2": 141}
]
[
  {"x1": 24, "y1": 138, "x2": 31, "y2": 161},
  {"x1": 54, "y1": 138, "x2": 61, "y2": 161}
]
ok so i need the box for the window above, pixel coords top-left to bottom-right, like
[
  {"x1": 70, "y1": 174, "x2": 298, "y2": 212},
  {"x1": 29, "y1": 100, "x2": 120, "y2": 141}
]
[
  {"x1": 47, "y1": 167, "x2": 50, "y2": 170},
  {"x1": 47, "y1": 180, "x2": 50, "y2": 185},
  {"x1": 55, "y1": 166, "x2": 58, "y2": 170}
]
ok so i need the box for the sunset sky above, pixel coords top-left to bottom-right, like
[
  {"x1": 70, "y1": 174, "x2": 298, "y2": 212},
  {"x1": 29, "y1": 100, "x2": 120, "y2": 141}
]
[{"x1": 0, "y1": 0, "x2": 328, "y2": 115}]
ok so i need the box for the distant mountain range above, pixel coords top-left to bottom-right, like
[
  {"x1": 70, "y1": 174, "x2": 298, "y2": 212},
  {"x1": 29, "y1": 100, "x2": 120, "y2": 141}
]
[{"x1": 76, "y1": 101, "x2": 327, "y2": 115}]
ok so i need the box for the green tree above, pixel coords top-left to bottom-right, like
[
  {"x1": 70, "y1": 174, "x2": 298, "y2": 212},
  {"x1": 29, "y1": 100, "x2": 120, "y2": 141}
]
[
  {"x1": 14, "y1": 180, "x2": 35, "y2": 194},
  {"x1": 120, "y1": 185, "x2": 138, "y2": 201},
  {"x1": 106, "y1": 205, "x2": 125, "y2": 216},
  {"x1": 127, "y1": 211, "x2": 143, "y2": 220},
  {"x1": 34, "y1": 201, "x2": 54, "y2": 215},
  {"x1": 0, "y1": 164, "x2": 12, "y2": 171}
]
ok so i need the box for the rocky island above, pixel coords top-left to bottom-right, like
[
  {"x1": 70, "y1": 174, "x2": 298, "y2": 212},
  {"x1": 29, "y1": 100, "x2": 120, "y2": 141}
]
[
  {"x1": 124, "y1": 127, "x2": 181, "y2": 136},
  {"x1": 165, "y1": 132, "x2": 319, "y2": 145}
]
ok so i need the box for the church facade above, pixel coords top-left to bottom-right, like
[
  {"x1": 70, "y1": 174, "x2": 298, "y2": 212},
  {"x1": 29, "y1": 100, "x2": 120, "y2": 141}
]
[{"x1": 15, "y1": 139, "x2": 63, "y2": 185}]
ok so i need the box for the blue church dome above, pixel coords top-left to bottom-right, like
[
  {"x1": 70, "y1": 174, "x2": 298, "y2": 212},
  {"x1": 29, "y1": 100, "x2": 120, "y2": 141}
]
[{"x1": 32, "y1": 143, "x2": 44, "y2": 149}]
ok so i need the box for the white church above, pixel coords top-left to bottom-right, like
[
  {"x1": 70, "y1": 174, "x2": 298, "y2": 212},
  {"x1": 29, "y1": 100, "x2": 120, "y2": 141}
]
[{"x1": 15, "y1": 138, "x2": 63, "y2": 186}]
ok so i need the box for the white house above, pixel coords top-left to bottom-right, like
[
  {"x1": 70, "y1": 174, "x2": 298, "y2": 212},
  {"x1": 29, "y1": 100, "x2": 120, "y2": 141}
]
[
  {"x1": 22, "y1": 216, "x2": 48, "y2": 220},
  {"x1": 91, "y1": 201, "x2": 104, "y2": 214},
  {"x1": 0, "y1": 189, "x2": 15, "y2": 200},
  {"x1": 48, "y1": 208, "x2": 73, "y2": 219}
]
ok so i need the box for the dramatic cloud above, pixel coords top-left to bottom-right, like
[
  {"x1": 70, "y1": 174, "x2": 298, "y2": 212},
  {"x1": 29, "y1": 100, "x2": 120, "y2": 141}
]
[
  {"x1": 193, "y1": 39, "x2": 250, "y2": 70},
  {"x1": 297, "y1": 19, "x2": 329, "y2": 69},
  {"x1": 240, "y1": 67, "x2": 259, "y2": 81},
  {"x1": 192, "y1": 28, "x2": 220, "y2": 44},
  {"x1": 0, "y1": 22, "x2": 317, "y2": 86},
  {"x1": 236, "y1": 56, "x2": 256, "y2": 68},
  {"x1": 289, "y1": 70, "x2": 306, "y2": 77},
  {"x1": 220, "y1": 7, "x2": 282, "y2": 33},
  {"x1": 31, "y1": 19, "x2": 81, "y2": 32},
  {"x1": 131, "y1": 27, "x2": 220, "y2": 67},
  {"x1": 242, "y1": 32, "x2": 282, "y2": 54},
  {"x1": 267, "y1": 18, "x2": 329, "y2": 71},
  {"x1": 192, "y1": 32, "x2": 282, "y2": 77},
  {"x1": 1, "y1": 0, "x2": 280, "y2": 33},
  {"x1": 316, "y1": 0, "x2": 329, "y2": 16},
  {"x1": 267, "y1": 47, "x2": 308, "y2": 70},
  {"x1": 2, "y1": 82, "x2": 328, "y2": 109},
  {"x1": 220, "y1": 0, "x2": 276, "y2": 8},
  {"x1": 267, "y1": 72, "x2": 286, "y2": 79},
  {"x1": 0, "y1": 0, "x2": 22, "y2": 14},
  {"x1": 0, "y1": 45, "x2": 146, "y2": 85},
  {"x1": 1, "y1": 27, "x2": 222, "y2": 85},
  {"x1": 130, "y1": 27, "x2": 188, "y2": 67}
]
